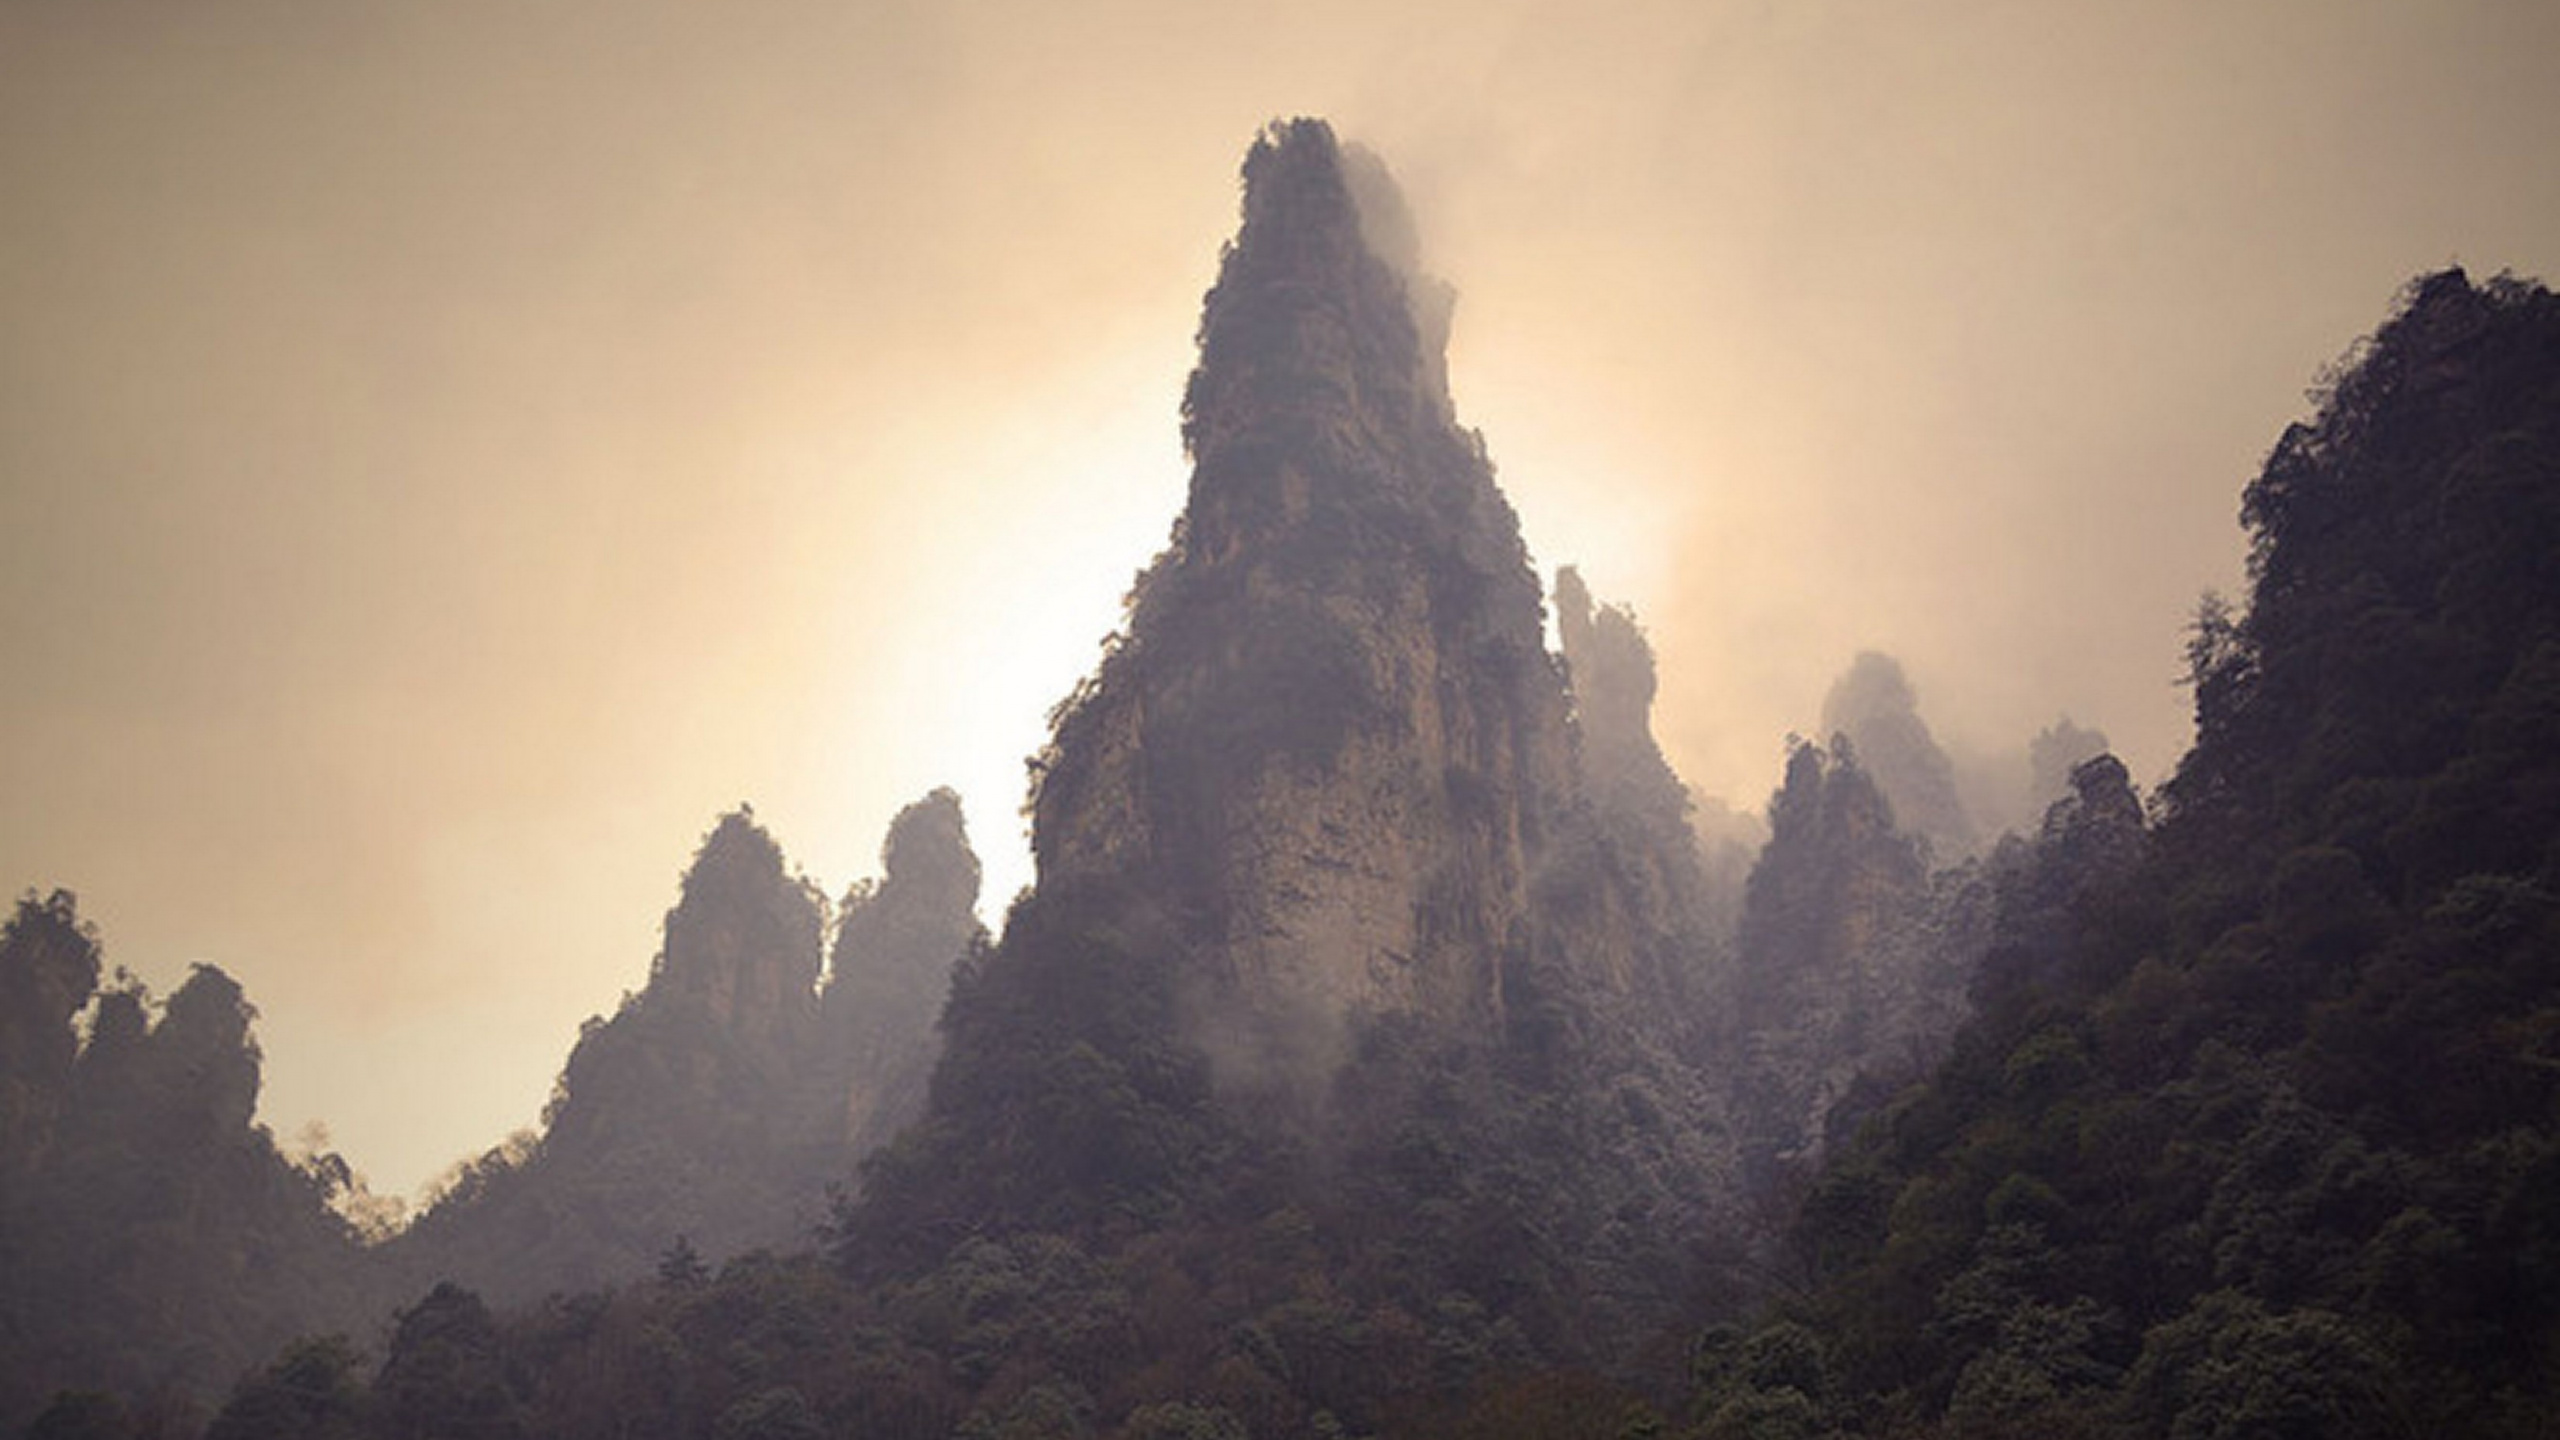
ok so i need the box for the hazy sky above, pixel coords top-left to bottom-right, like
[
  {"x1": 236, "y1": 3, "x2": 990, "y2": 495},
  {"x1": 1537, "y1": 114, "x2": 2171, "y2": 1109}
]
[{"x1": 5, "y1": 0, "x2": 2555, "y2": 1201}]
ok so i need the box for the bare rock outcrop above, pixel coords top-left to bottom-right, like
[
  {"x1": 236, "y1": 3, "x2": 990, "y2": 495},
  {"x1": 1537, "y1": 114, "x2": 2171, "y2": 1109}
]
[
  {"x1": 1822, "y1": 651, "x2": 1978, "y2": 860},
  {"x1": 0, "y1": 895, "x2": 371, "y2": 1428},
  {"x1": 1028, "y1": 120, "x2": 1608, "y2": 1085},
  {"x1": 851, "y1": 127, "x2": 1739, "y2": 1350},
  {"x1": 820, "y1": 788, "x2": 984, "y2": 1151},
  {"x1": 1730, "y1": 738, "x2": 1987, "y2": 1178},
  {"x1": 400, "y1": 799, "x2": 981, "y2": 1304},
  {"x1": 1555, "y1": 565, "x2": 1717, "y2": 951}
]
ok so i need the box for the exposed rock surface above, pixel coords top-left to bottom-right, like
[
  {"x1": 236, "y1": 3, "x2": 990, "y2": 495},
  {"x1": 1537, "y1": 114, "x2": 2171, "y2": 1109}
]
[
  {"x1": 1555, "y1": 566, "x2": 1717, "y2": 944},
  {"x1": 1821, "y1": 651, "x2": 1978, "y2": 860},
  {"x1": 399, "y1": 799, "x2": 980, "y2": 1304},
  {"x1": 852, "y1": 123, "x2": 1738, "y2": 1359},
  {"x1": 1027, "y1": 121, "x2": 1655, "y2": 1088},
  {"x1": 645, "y1": 810, "x2": 827, "y2": 1058},
  {"x1": 819, "y1": 788, "x2": 984, "y2": 1153},
  {"x1": 0, "y1": 893, "x2": 372, "y2": 1430},
  {"x1": 1729, "y1": 739, "x2": 1989, "y2": 1179}
]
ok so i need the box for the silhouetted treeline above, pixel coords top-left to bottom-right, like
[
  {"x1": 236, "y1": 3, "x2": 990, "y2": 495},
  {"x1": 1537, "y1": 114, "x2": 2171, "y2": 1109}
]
[
  {"x1": 0, "y1": 891, "x2": 377, "y2": 1433},
  {"x1": 1683, "y1": 268, "x2": 2560, "y2": 1438},
  {"x1": 0, "y1": 791, "x2": 981, "y2": 1433},
  {"x1": 388, "y1": 792, "x2": 984, "y2": 1307}
]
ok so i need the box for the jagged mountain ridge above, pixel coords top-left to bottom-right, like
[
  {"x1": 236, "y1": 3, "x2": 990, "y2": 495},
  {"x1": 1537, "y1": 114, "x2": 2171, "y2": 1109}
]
[
  {"x1": 148, "y1": 248, "x2": 2560, "y2": 1440},
  {"x1": 0, "y1": 118, "x2": 2260, "y2": 1440},
  {"x1": 1734, "y1": 269, "x2": 2560, "y2": 1439},
  {"x1": 0, "y1": 894, "x2": 379, "y2": 1430},
  {"x1": 1556, "y1": 565, "x2": 1722, "y2": 950},
  {"x1": 0, "y1": 792, "x2": 984, "y2": 1425},
  {"x1": 845, "y1": 121, "x2": 1740, "y2": 1372},
  {"x1": 819, "y1": 790, "x2": 988, "y2": 1156},
  {"x1": 1028, "y1": 121, "x2": 1612, "y2": 1060},
  {"x1": 393, "y1": 796, "x2": 982, "y2": 1306},
  {"x1": 1821, "y1": 652, "x2": 1979, "y2": 862}
]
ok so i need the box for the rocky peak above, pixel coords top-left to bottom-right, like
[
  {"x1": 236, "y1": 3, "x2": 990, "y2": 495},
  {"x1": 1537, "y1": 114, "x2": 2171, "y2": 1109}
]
[
  {"x1": 1730, "y1": 737, "x2": 1946, "y2": 1174},
  {"x1": 821, "y1": 788, "x2": 984, "y2": 1148},
  {"x1": 861, "y1": 788, "x2": 981, "y2": 932},
  {"x1": 0, "y1": 901, "x2": 266, "y2": 1179},
  {"x1": 0, "y1": 891, "x2": 101, "y2": 1171},
  {"x1": 2042, "y1": 753, "x2": 2144, "y2": 854},
  {"x1": 404, "y1": 802, "x2": 942, "y2": 1303},
  {"x1": 1970, "y1": 751, "x2": 2149, "y2": 1005},
  {"x1": 1745, "y1": 739, "x2": 1926, "y2": 950},
  {"x1": 1178, "y1": 120, "x2": 1453, "y2": 483},
  {"x1": 1555, "y1": 566, "x2": 1709, "y2": 935},
  {"x1": 1028, "y1": 119, "x2": 1579, "y2": 1080},
  {"x1": 842, "y1": 125, "x2": 1741, "y2": 1352},
  {"x1": 653, "y1": 808, "x2": 823, "y2": 1051},
  {"x1": 2027, "y1": 716, "x2": 2113, "y2": 819},
  {"x1": 142, "y1": 964, "x2": 262, "y2": 1140},
  {"x1": 1555, "y1": 567, "x2": 1684, "y2": 815},
  {"x1": 1820, "y1": 651, "x2": 1977, "y2": 859}
]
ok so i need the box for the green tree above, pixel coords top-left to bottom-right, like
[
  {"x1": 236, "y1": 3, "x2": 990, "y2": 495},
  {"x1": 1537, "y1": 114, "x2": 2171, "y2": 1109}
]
[
  {"x1": 375, "y1": 1284, "x2": 525, "y2": 1440},
  {"x1": 203, "y1": 1336, "x2": 365, "y2": 1440}
]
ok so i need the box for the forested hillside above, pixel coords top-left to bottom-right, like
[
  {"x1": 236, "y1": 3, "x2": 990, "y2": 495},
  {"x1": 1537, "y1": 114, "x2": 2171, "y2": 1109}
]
[
  {"x1": 1691, "y1": 268, "x2": 2560, "y2": 1439},
  {"x1": 0, "y1": 893, "x2": 377, "y2": 1431}
]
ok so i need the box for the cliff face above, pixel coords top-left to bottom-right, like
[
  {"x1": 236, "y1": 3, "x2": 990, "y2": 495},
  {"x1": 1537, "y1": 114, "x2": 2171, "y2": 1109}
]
[
  {"x1": 538, "y1": 810, "x2": 825, "y2": 1177},
  {"x1": 646, "y1": 811, "x2": 827, "y2": 1060},
  {"x1": 1555, "y1": 565, "x2": 1716, "y2": 946},
  {"x1": 1821, "y1": 651, "x2": 1977, "y2": 860},
  {"x1": 819, "y1": 788, "x2": 984, "y2": 1152},
  {"x1": 0, "y1": 896, "x2": 372, "y2": 1429},
  {"x1": 402, "y1": 799, "x2": 980, "y2": 1304},
  {"x1": 1029, "y1": 122, "x2": 1599, "y2": 1080},
  {"x1": 827, "y1": 128, "x2": 1746, "y2": 1390},
  {"x1": 1729, "y1": 739, "x2": 1988, "y2": 1177},
  {"x1": 393, "y1": 810, "x2": 827, "y2": 1302}
]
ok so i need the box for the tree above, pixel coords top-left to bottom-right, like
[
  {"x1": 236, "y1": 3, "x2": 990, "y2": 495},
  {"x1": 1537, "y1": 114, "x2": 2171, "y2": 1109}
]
[
  {"x1": 374, "y1": 1284, "x2": 524, "y2": 1440},
  {"x1": 203, "y1": 1336, "x2": 366, "y2": 1440}
]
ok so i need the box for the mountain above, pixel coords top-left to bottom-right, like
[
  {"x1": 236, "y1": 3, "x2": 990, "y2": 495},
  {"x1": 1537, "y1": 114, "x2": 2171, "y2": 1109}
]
[
  {"x1": 1723, "y1": 657, "x2": 2114, "y2": 1186},
  {"x1": 0, "y1": 796, "x2": 982, "y2": 1429},
  {"x1": 1725, "y1": 737, "x2": 1992, "y2": 1189},
  {"x1": 1820, "y1": 652, "x2": 1979, "y2": 862},
  {"x1": 0, "y1": 892, "x2": 376, "y2": 1433},
  {"x1": 1021, "y1": 121, "x2": 1620, "y2": 1059},
  {"x1": 1701, "y1": 268, "x2": 2560, "y2": 1438},
  {"x1": 389, "y1": 809, "x2": 832, "y2": 1303},
  {"x1": 394, "y1": 796, "x2": 981, "y2": 1306},
  {"x1": 20, "y1": 125, "x2": 2559, "y2": 1440},
  {"x1": 817, "y1": 789, "x2": 987, "y2": 1158},
  {"x1": 821, "y1": 117, "x2": 1739, "y2": 1425},
  {"x1": 1555, "y1": 566, "x2": 1724, "y2": 946},
  {"x1": 161, "y1": 116, "x2": 1756, "y2": 1440}
]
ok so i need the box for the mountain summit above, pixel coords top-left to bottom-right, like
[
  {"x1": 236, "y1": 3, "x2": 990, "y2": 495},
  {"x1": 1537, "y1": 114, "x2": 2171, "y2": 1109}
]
[
  {"x1": 1029, "y1": 120, "x2": 1638, "y2": 1089},
  {"x1": 853, "y1": 124, "x2": 1731, "y2": 1352}
]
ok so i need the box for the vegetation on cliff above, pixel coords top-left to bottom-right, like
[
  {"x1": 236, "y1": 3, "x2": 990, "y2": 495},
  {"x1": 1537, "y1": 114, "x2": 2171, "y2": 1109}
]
[{"x1": 1689, "y1": 268, "x2": 2560, "y2": 1439}]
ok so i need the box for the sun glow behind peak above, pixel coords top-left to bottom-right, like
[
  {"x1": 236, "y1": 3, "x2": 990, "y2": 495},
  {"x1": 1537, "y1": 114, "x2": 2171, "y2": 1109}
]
[{"x1": 798, "y1": 341, "x2": 1196, "y2": 924}]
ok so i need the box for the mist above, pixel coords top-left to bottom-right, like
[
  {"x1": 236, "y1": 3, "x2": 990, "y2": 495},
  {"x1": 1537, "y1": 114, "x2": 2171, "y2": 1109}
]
[{"x1": 4, "y1": 0, "x2": 2556, "y2": 1199}]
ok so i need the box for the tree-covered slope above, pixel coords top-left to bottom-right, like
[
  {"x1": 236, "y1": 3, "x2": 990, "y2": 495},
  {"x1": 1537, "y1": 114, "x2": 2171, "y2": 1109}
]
[
  {"x1": 1707, "y1": 269, "x2": 2560, "y2": 1439},
  {"x1": 0, "y1": 893, "x2": 378, "y2": 1434},
  {"x1": 392, "y1": 797, "x2": 982, "y2": 1309},
  {"x1": 830, "y1": 116, "x2": 1739, "y2": 1420}
]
